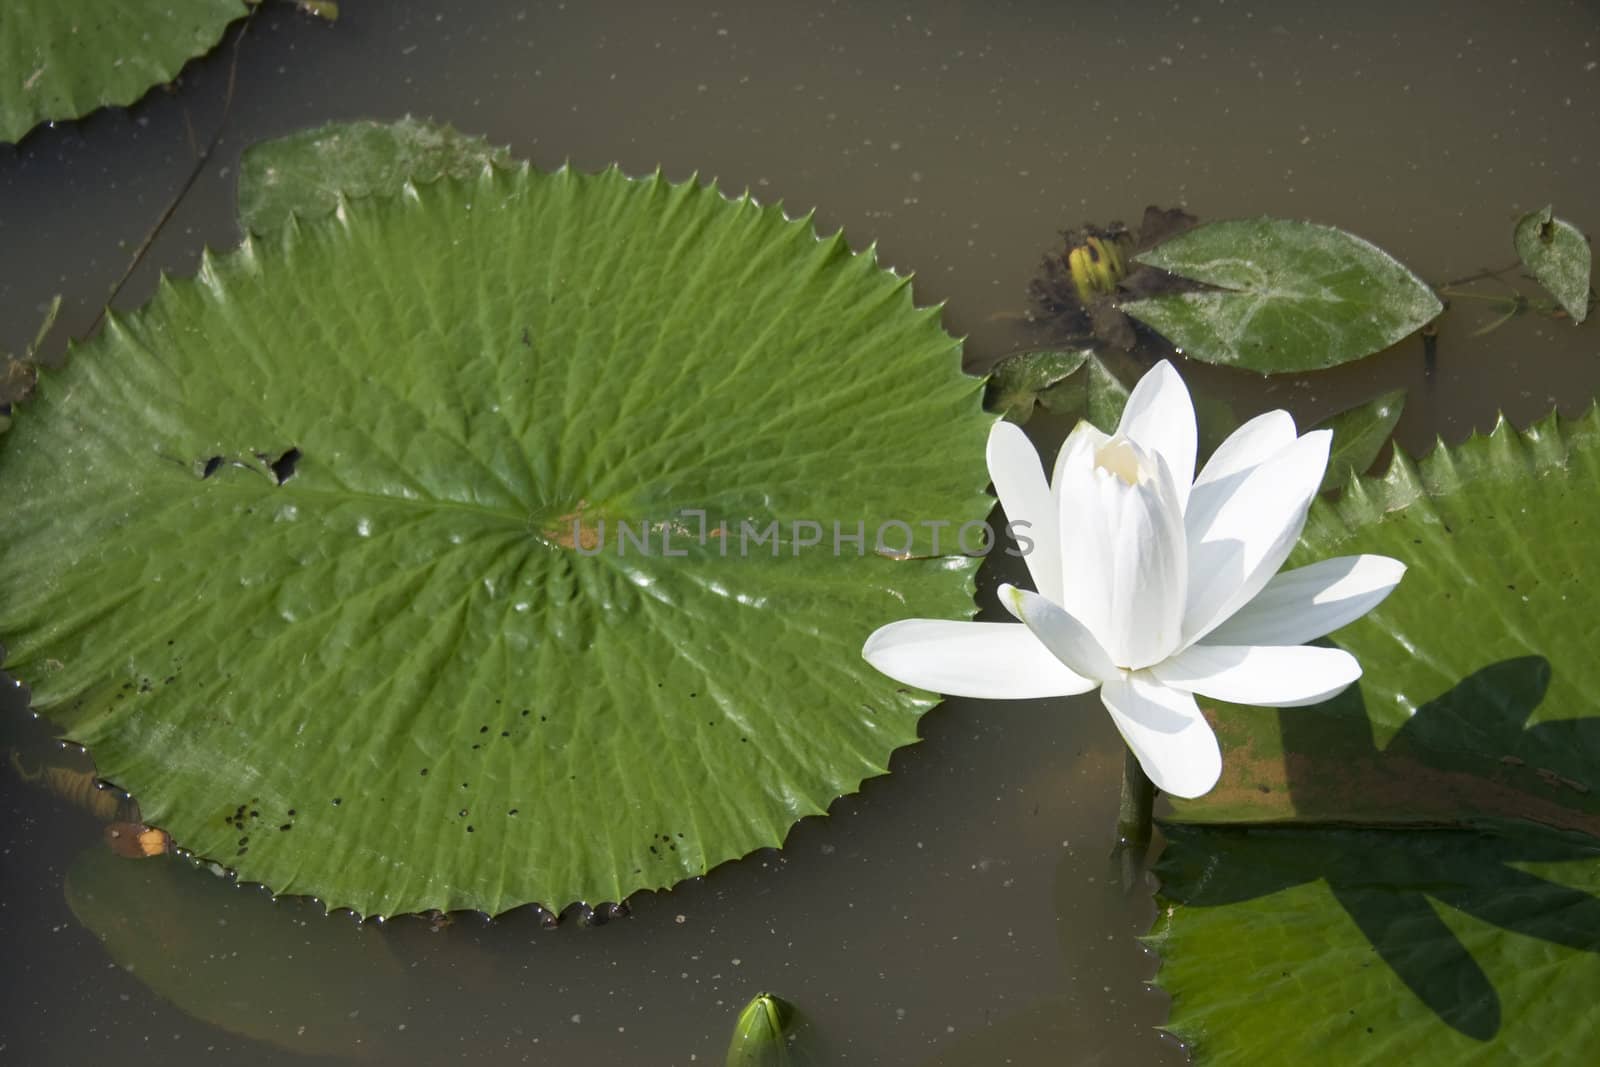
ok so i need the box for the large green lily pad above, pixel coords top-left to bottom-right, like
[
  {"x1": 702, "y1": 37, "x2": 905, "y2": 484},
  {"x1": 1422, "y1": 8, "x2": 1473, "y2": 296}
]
[
  {"x1": 1152, "y1": 409, "x2": 1600, "y2": 1062},
  {"x1": 1121, "y1": 218, "x2": 1442, "y2": 372},
  {"x1": 0, "y1": 166, "x2": 992, "y2": 916},
  {"x1": 0, "y1": 0, "x2": 248, "y2": 144}
]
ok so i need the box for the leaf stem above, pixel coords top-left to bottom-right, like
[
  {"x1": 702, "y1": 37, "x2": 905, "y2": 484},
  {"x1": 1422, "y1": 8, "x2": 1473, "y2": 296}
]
[
  {"x1": 1435, "y1": 287, "x2": 1518, "y2": 305},
  {"x1": 1116, "y1": 747, "x2": 1154, "y2": 848}
]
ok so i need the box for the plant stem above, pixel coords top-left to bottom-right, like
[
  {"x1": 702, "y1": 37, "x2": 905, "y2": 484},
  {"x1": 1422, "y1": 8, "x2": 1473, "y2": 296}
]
[
  {"x1": 1116, "y1": 747, "x2": 1154, "y2": 849},
  {"x1": 1435, "y1": 287, "x2": 1518, "y2": 305}
]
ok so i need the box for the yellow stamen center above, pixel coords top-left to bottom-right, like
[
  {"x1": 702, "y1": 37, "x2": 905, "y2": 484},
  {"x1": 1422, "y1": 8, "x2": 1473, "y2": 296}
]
[{"x1": 1094, "y1": 438, "x2": 1143, "y2": 486}]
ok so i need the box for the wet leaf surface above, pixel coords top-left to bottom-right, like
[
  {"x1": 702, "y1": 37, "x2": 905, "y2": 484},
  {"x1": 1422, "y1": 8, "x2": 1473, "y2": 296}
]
[
  {"x1": 0, "y1": 165, "x2": 992, "y2": 916},
  {"x1": 237, "y1": 116, "x2": 513, "y2": 233},
  {"x1": 0, "y1": 0, "x2": 248, "y2": 144},
  {"x1": 1514, "y1": 206, "x2": 1592, "y2": 324},
  {"x1": 1121, "y1": 218, "x2": 1442, "y2": 372}
]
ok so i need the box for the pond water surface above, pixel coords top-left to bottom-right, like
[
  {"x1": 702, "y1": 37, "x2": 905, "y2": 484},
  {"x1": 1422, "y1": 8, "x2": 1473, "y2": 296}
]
[{"x1": 2, "y1": 1, "x2": 1597, "y2": 1064}]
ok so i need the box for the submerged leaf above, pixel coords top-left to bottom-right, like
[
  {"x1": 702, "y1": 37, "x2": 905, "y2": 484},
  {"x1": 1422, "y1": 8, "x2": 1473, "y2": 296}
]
[
  {"x1": 66, "y1": 848, "x2": 407, "y2": 1058},
  {"x1": 0, "y1": 166, "x2": 992, "y2": 916},
  {"x1": 238, "y1": 116, "x2": 513, "y2": 233},
  {"x1": 1121, "y1": 218, "x2": 1442, "y2": 372},
  {"x1": 1158, "y1": 408, "x2": 1600, "y2": 1061},
  {"x1": 0, "y1": 0, "x2": 248, "y2": 144},
  {"x1": 1314, "y1": 388, "x2": 1406, "y2": 491},
  {"x1": 1514, "y1": 206, "x2": 1592, "y2": 324}
]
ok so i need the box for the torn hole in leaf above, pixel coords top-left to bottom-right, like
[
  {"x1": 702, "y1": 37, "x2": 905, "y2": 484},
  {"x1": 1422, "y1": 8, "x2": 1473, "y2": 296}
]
[
  {"x1": 200, "y1": 455, "x2": 224, "y2": 480},
  {"x1": 270, "y1": 448, "x2": 301, "y2": 485}
]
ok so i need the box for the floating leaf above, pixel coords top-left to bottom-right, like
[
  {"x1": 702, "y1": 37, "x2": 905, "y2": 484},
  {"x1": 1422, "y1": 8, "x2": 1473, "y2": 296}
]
[
  {"x1": 1035, "y1": 351, "x2": 1131, "y2": 430},
  {"x1": 1514, "y1": 206, "x2": 1592, "y2": 324},
  {"x1": 238, "y1": 116, "x2": 513, "y2": 234},
  {"x1": 0, "y1": 0, "x2": 248, "y2": 144},
  {"x1": 1150, "y1": 822, "x2": 1600, "y2": 1062},
  {"x1": 1156, "y1": 408, "x2": 1600, "y2": 1061},
  {"x1": 0, "y1": 166, "x2": 991, "y2": 916},
  {"x1": 982, "y1": 348, "x2": 1089, "y2": 423},
  {"x1": 66, "y1": 847, "x2": 407, "y2": 1058},
  {"x1": 1121, "y1": 219, "x2": 1442, "y2": 372},
  {"x1": 1314, "y1": 388, "x2": 1406, "y2": 491},
  {"x1": 1029, "y1": 352, "x2": 1239, "y2": 459}
]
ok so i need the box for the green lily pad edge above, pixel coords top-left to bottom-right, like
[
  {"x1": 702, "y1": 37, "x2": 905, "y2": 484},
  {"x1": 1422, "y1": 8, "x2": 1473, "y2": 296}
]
[{"x1": 0, "y1": 0, "x2": 250, "y2": 145}]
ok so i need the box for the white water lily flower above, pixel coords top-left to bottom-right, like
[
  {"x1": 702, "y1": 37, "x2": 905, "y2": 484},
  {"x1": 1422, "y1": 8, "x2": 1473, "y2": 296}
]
[{"x1": 862, "y1": 360, "x2": 1404, "y2": 799}]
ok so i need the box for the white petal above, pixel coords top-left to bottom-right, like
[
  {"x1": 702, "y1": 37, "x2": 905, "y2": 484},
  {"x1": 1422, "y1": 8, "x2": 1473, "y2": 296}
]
[
  {"x1": 1100, "y1": 674, "x2": 1222, "y2": 799},
  {"x1": 1187, "y1": 409, "x2": 1298, "y2": 533},
  {"x1": 1193, "y1": 410, "x2": 1298, "y2": 490},
  {"x1": 862, "y1": 619, "x2": 1098, "y2": 699},
  {"x1": 1151, "y1": 643, "x2": 1361, "y2": 707},
  {"x1": 1057, "y1": 438, "x2": 1189, "y2": 669},
  {"x1": 1200, "y1": 555, "x2": 1407, "y2": 647},
  {"x1": 998, "y1": 583, "x2": 1118, "y2": 683},
  {"x1": 1049, "y1": 418, "x2": 1110, "y2": 493},
  {"x1": 1052, "y1": 422, "x2": 1116, "y2": 638},
  {"x1": 1181, "y1": 429, "x2": 1332, "y2": 645},
  {"x1": 987, "y1": 421, "x2": 1062, "y2": 601},
  {"x1": 1116, "y1": 360, "x2": 1197, "y2": 510}
]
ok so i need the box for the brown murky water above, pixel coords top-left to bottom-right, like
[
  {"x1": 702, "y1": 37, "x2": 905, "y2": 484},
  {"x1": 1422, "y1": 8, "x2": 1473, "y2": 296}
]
[{"x1": 1, "y1": 1, "x2": 1596, "y2": 1063}]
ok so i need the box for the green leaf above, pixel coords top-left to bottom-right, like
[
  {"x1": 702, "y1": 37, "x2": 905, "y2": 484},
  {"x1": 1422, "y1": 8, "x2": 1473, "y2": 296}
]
[
  {"x1": 0, "y1": 166, "x2": 992, "y2": 916},
  {"x1": 1514, "y1": 206, "x2": 1592, "y2": 324},
  {"x1": 1121, "y1": 218, "x2": 1443, "y2": 373},
  {"x1": 1157, "y1": 408, "x2": 1600, "y2": 1061},
  {"x1": 1314, "y1": 388, "x2": 1407, "y2": 492},
  {"x1": 982, "y1": 348, "x2": 1089, "y2": 423},
  {"x1": 0, "y1": 0, "x2": 248, "y2": 145},
  {"x1": 1149, "y1": 821, "x2": 1600, "y2": 1063},
  {"x1": 65, "y1": 847, "x2": 408, "y2": 1058},
  {"x1": 238, "y1": 117, "x2": 514, "y2": 234},
  {"x1": 1021, "y1": 354, "x2": 1241, "y2": 463},
  {"x1": 1035, "y1": 351, "x2": 1131, "y2": 431}
]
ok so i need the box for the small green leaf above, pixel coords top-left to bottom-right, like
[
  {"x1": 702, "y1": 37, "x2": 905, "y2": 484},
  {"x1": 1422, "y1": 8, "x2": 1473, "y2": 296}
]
[
  {"x1": 1514, "y1": 206, "x2": 1592, "y2": 324},
  {"x1": 237, "y1": 117, "x2": 514, "y2": 233},
  {"x1": 1314, "y1": 388, "x2": 1406, "y2": 491},
  {"x1": 726, "y1": 993, "x2": 794, "y2": 1067},
  {"x1": 982, "y1": 348, "x2": 1089, "y2": 423},
  {"x1": 1036, "y1": 351, "x2": 1131, "y2": 431},
  {"x1": 1121, "y1": 218, "x2": 1442, "y2": 372},
  {"x1": 0, "y1": 0, "x2": 248, "y2": 144}
]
